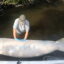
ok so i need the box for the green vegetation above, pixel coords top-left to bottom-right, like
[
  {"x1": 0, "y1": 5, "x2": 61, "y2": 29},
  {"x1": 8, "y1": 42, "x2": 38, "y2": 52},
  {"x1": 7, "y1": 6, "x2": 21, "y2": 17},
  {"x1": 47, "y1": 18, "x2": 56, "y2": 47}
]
[
  {"x1": 0, "y1": 0, "x2": 34, "y2": 5},
  {"x1": 2, "y1": 0, "x2": 20, "y2": 4},
  {"x1": 0, "y1": 0, "x2": 63, "y2": 6}
]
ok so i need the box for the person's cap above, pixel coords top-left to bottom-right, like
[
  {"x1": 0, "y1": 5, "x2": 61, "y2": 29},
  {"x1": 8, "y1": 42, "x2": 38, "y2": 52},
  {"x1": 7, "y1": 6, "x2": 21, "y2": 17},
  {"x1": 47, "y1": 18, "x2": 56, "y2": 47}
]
[{"x1": 19, "y1": 14, "x2": 26, "y2": 21}]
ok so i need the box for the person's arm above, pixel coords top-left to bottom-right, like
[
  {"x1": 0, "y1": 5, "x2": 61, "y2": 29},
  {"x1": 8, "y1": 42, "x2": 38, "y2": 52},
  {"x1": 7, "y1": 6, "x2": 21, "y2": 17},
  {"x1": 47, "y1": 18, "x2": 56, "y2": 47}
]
[
  {"x1": 24, "y1": 20, "x2": 30, "y2": 40},
  {"x1": 24, "y1": 31, "x2": 29, "y2": 40},
  {"x1": 13, "y1": 28, "x2": 17, "y2": 39},
  {"x1": 13, "y1": 18, "x2": 19, "y2": 39}
]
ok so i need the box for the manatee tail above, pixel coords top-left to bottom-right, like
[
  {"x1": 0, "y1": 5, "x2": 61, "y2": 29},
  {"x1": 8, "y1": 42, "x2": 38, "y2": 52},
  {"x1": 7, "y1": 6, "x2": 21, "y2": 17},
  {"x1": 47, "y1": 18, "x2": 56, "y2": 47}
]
[{"x1": 55, "y1": 38, "x2": 64, "y2": 52}]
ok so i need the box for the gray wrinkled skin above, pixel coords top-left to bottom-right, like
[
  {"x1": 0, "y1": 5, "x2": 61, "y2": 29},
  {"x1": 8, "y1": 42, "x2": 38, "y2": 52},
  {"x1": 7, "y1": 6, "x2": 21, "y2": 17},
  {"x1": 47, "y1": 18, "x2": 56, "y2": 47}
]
[{"x1": 0, "y1": 38, "x2": 64, "y2": 58}]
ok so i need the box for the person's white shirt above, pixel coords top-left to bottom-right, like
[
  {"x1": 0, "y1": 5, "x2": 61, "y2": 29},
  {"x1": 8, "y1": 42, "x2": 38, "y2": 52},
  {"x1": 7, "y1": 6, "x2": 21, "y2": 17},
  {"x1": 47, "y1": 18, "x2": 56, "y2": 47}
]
[{"x1": 13, "y1": 18, "x2": 30, "y2": 34}]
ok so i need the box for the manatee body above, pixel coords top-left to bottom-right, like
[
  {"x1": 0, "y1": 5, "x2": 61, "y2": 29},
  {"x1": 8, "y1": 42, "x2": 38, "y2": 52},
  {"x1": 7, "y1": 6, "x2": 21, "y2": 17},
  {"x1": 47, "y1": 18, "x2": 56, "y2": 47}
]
[{"x1": 0, "y1": 38, "x2": 57, "y2": 58}]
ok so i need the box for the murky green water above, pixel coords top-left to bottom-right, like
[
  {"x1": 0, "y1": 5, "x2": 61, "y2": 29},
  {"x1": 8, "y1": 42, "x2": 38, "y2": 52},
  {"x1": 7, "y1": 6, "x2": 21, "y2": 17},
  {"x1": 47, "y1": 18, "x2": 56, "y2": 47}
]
[{"x1": 0, "y1": 4, "x2": 64, "y2": 40}]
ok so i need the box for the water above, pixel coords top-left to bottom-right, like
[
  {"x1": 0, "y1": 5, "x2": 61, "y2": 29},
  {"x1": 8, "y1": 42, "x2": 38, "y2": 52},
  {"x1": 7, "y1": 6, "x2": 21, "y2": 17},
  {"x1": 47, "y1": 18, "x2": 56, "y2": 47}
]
[{"x1": 0, "y1": 4, "x2": 64, "y2": 40}]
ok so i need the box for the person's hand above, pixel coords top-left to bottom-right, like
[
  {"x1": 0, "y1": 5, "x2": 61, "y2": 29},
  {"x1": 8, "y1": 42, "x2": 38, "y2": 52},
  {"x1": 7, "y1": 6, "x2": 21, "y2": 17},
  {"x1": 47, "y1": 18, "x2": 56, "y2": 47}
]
[
  {"x1": 20, "y1": 39, "x2": 26, "y2": 41},
  {"x1": 15, "y1": 38, "x2": 20, "y2": 41},
  {"x1": 15, "y1": 38, "x2": 26, "y2": 42}
]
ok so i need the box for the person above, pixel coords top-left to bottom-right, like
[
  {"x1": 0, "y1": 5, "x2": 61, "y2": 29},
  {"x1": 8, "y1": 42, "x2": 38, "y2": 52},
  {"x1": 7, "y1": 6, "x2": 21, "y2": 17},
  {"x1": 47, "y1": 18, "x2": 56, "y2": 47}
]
[{"x1": 13, "y1": 14, "x2": 30, "y2": 40}]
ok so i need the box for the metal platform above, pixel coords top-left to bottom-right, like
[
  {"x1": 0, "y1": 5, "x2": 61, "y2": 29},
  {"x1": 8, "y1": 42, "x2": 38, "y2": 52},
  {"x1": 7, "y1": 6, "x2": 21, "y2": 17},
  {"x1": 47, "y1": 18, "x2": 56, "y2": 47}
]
[{"x1": 0, "y1": 60, "x2": 64, "y2": 64}]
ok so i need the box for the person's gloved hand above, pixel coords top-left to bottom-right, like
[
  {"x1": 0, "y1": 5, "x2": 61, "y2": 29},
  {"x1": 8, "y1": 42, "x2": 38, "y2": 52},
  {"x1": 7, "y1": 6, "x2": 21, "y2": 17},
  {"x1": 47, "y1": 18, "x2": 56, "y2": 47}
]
[
  {"x1": 15, "y1": 38, "x2": 26, "y2": 42},
  {"x1": 20, "y1": 39, "x2": 26, "y2": 41},
  {"x1": 15, "y1": 38, "x2": 20, "y2": 41}
]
